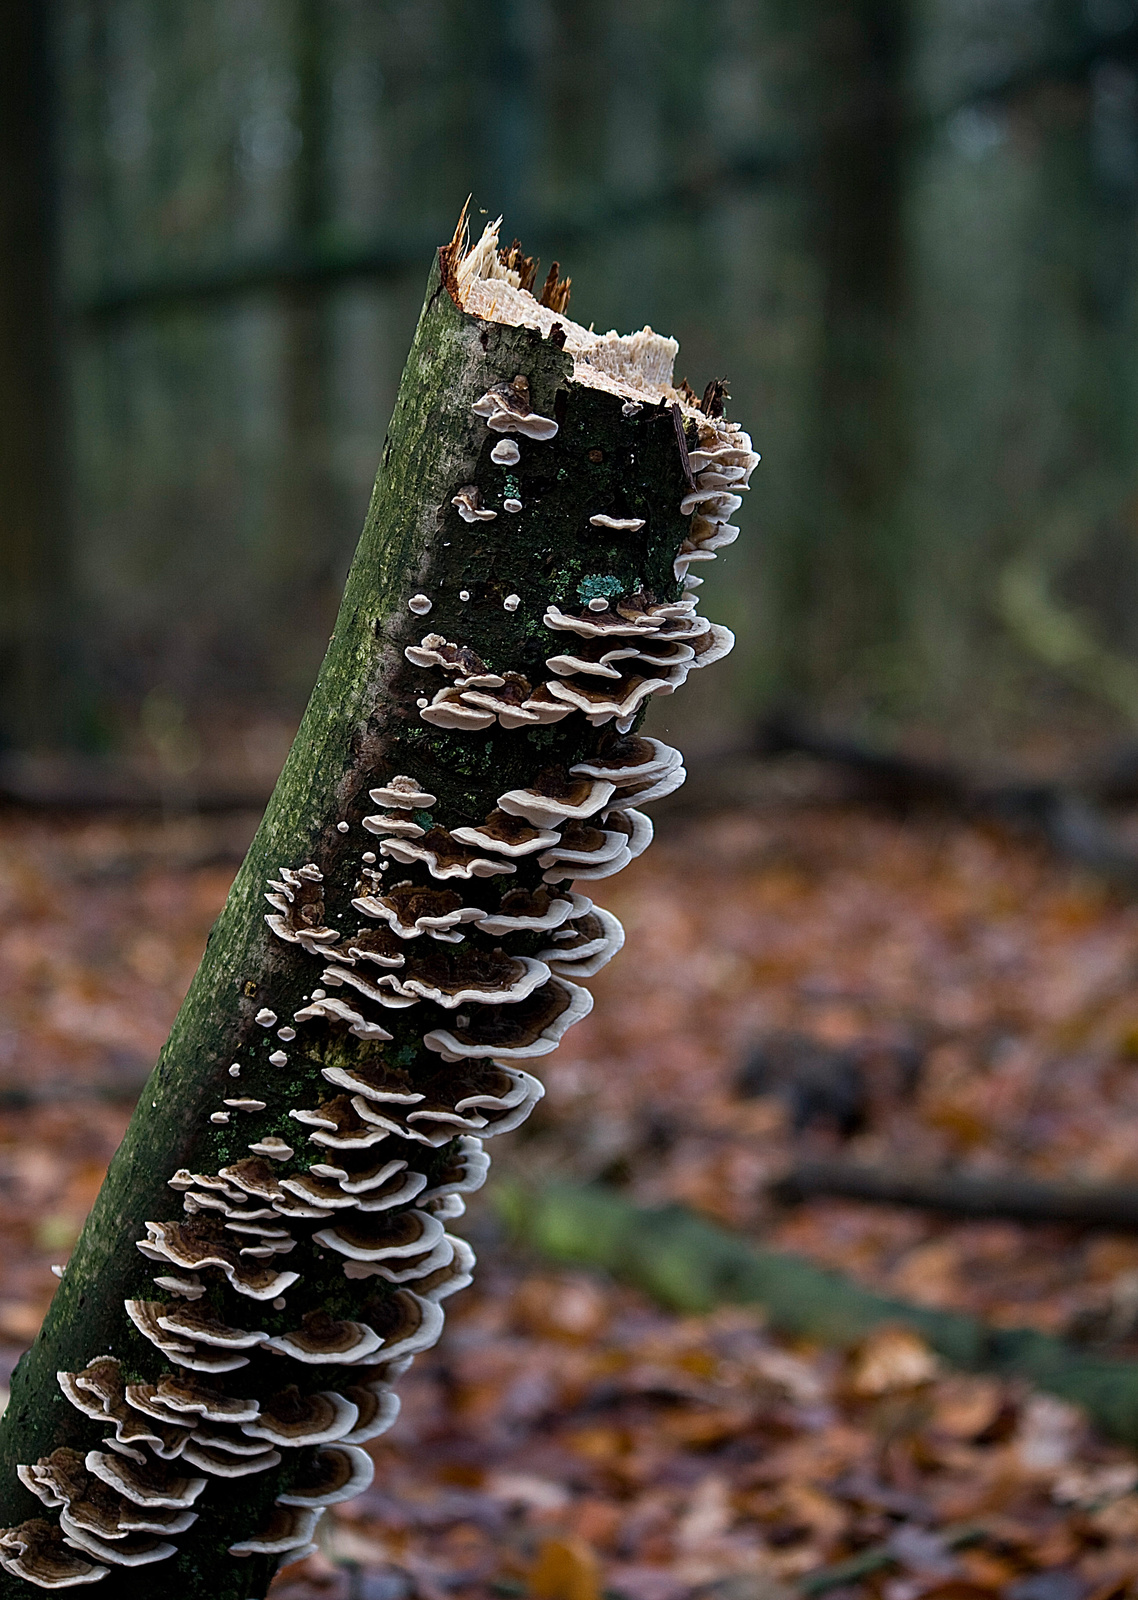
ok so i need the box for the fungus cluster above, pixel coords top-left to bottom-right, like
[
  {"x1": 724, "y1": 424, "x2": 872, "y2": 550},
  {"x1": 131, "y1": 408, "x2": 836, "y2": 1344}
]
[{"x1": 1, "y1": 216, "x2": 754, "y2": 1592}]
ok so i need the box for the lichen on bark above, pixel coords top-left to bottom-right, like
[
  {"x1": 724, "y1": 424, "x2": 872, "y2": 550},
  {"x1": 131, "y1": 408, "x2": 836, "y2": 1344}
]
[{"x1": 0, "y1": 217, "x2": 757, "y2": 1598}]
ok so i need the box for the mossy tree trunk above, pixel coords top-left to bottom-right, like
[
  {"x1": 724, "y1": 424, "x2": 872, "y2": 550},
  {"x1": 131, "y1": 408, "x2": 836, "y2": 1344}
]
[{"x1": 0, "y1": 236, "x2": 750, "y2": 1597}]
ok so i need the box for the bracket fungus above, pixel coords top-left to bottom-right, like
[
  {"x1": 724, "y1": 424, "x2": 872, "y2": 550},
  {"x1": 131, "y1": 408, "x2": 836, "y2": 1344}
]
[
  {"x1": 451, "y1": 484, "x2": 497, "y2": 523},
  {"x1": 0, "y1": 211, "x2": 755, "y2": 1596},
  {"x1": 471, "y1": 374, "x2": 558, "y2": 439},
  {"x1": 0, "y1": 1520, "x2": 110, "y2": 1587}
]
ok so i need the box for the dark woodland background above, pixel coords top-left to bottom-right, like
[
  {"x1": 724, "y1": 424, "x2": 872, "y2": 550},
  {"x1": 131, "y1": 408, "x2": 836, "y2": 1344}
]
[{"x1": 5, "y1": 0, "x2": 1138, "y2": 787}]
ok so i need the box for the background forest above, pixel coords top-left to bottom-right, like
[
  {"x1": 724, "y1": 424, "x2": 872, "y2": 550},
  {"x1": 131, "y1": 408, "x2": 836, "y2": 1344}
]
[
  {"x1": 8, "y1": 0, "x2": 1138, "y2": 784},
  {"x1": 15, "y1": 7, "x2": 1138, "y2": 1600}
]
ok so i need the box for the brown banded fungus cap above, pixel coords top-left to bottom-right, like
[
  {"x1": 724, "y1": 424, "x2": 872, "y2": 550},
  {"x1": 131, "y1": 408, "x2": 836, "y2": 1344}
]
[
  {"x1": 542, "y1": 596, "x2": 697, "y2": 638},
  {"x1": 126, "y1": 1376, "x2": 259, "y2": 1426},
  {"x1": 240, "y1": 1387, "x2": 360, "y2": 1449},
  {"x1": 54, "y1": 1522, "x2": 176, "y2": 1570},
  {"x1": 179, "y1": 1442, "x2": 281, "y2": 1479},
  {"x1": 275, "y1": 1444, "x2": 374, "y2": 1507},
  {"x1": 417, "y1": 686, "x2": 497, "y2": 730},
  {"x1": 471, "y1": 374, "x2": 558, "y2": 440},
  {"x1": 684, "y1": 620, "x2": 736, "y2": 670},
  {"x1": 188, "y1": 1427, "x2": 276, "y2": 1465},
  {"x1": 379, "y1": 827, "x2": 516, "y2": 880},
  {"x1": 348, "y1": 1096, "x2": 452, "y2": 1146},
  {"x1": 425, "y1": 1067, "x2": 549, "y2": 1130},
  {"x1": 123, "y1": 1301, "x2": 251, "y2": 1375},
  {"x1": 319, "y1": 963, "x2": 417, "y2": 1012},
  {"x1": 339, "y1": 925, "x2": 407, "y2": 968},
  {"x1": 149, "y1": 1268, "x2": 206, "y2": 1300},
  {"x1": 539, "y1": 904, "x2": 626, "y2": 978},
  {"x1": 341, "y1": 1232, "x2": 456, "y2": 1286},
  {"x1": 546, "y1": 846, "x2": 632, "y2": 885},
  {"x1": 17, "y1": 1449, "x2": 88, "y2": 1511},
  {"x1": 292, "y1": 993, "x2": 394, "y2": 1039},
  {"x1": 368, "y1": 775, "x2": 437, "y2": 809},
  {"x1": 351, "y1": 882, "x2": 483, "y2": 940},
  {"x1": 228, "y1": 1503, "x2": 322, "y2": 1557},
  {"x1": 450, "y1": 809, "x2": 560, "y2": 857},
  {"x1": 264, "y1": 866, "x2": 341, "y2": 954},
  {"x1": 151, "y1": 1302, "x2": 269, "y2": 1350},
  {"x1": 451, "y1": 483, "x2": 497, "y2": 523},
  {"x1": 136, "y1": 1218, "x2": 300, "y2": 1300},
  {"x1": 263, "y1": 1309, "x2": 385, "y2": 1365},
  {"x1": 312, "y1": 1207, "x2": 446, "y2": 1265},
  {"x1": 339, "y1": 1380, "x2": 401, "y2": 1444},
  {"x1": 0, "y1": 1519, "x2": 110, "y2": 1587},
  {"x1": 418, "y1": 1191, "x2": 466, "y2": 1221},
  {"x1": 82, "y1": 1450, "x2": 206, "y2": 1511},
  {"x1": 608, "y1": 760, "x2": 687, "y2": 807},
  {"x1": 451, "y1": 673, "x2": 542, "y2": 728},
  {"x1": 50, "y1": 1467, "x2": 196, "y2": 1537},
  {"x1": 588, "y1": 512, "x2": 645, "y2": 530},
  {"x1": 314, "y1": 1062, "x2": 421, "y2": 1105},
  {"x1": 361, "y1": 810, "x2": 426, "y2": 839},
  {"x1": 423, "y1": 980, "x2": 591, "y2": 1061},
  {"x1": 408, "y1": 1234, "x2": 476, "y2": 1300},
  {"x1": 216, "y1": 1157, "x2": 287, "y2": 1201},
  {"x1": 57, "y1": 1357, "x2": 190, "y2": 1456},
  {"x1": 515, "y1": 683, "x2": 574, "y2": 723},
  {"x1": 475, "y1": 886, "x2": 576, "y2": 934},
  {"x1": 496, "y1": 766, "x2": 615, "y2": 827},
  {"x1": 394, "y1": 947, "x2": 551, "y2": 1008},
  {"x1": 417, "y1": 1135, "x2": 491, "y2": 1202},
  {"x1": 538, "y1": 821, "x2": 628, "y2": 870},
  {"x1": 604, "y1": 808, "x2": 654, "y2": 858},
  {"x1": 544, "y1": 638, "x2": 646, "y2": 679},
  {"x1": 308, "y1": 1151, "x2": 421, "y2": 1198},
  {"x1": 276, "y1": 1169, "x2": 370, "y2": 1210},
  {"x1": 290, "y1": 1095, "x2": 391, "y2": 1151},
  {"x1": 361, "y1": 1287, "x2": 446, "y2": 1362},
  {"x1": 403, "y1": 635, "x2": 501, "y2": 681},
  {"x1": 248, "y1": 1135, "x2": 294, "y2": 1160},
  {"x1": 544, "y1": 667, "x2": 680, "y2": 731}
]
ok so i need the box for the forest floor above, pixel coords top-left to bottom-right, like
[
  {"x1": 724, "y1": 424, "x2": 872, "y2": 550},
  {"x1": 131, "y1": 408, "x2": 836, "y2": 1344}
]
[{"x1": 7, "y1": 795, "x2": 1138, "y2": 1598}]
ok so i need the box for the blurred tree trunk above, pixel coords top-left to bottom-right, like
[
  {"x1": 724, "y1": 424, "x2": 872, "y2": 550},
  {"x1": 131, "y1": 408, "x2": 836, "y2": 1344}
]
[
  {"x1": 274, "y1": 0, "x2": 340, "y2": 669},
  {"x1": 791, "y1": 0, "x2": 910, "y2": 715},
  {"x1": 0, "y1": 0, "x2": 71, "y2": 751}
]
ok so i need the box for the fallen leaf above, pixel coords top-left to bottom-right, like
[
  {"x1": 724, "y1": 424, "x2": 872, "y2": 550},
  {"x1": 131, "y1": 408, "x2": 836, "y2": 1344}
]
[
  {"x1": 848, "y1": 1327, "x2": 940, "y2": 1396},
  {"x1": 530, "y1": 1537, "x2": 602, "y2": 1600}
]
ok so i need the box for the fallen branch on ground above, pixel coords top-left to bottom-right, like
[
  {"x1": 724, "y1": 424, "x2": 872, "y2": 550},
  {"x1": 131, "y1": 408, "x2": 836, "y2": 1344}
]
[
  {"x1": 773, "y1": 1161, "x2": 1138, "y2": 1230},
  {"x1": 500, "y1": 1182, "x2": 1138, "y2": 1450},
  {"x1": 758, "y1": 714, "x2": 1138, "y2": 887}
]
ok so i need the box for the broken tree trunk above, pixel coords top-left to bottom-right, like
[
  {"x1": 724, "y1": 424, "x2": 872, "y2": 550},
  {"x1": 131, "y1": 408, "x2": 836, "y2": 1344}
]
[
  {"x1": 0, "y1": 214, "x2": 757, "y2": 1597},
  {"x1": 505, "y1": 1183, "x2": 1138, "y2": 1452}
]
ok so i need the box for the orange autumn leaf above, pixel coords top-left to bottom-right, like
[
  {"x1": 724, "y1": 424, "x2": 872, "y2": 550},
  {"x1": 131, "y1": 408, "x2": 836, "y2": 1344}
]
[{"x1": 529, "y1": 1538, "x2": 602, "y2": 1600}]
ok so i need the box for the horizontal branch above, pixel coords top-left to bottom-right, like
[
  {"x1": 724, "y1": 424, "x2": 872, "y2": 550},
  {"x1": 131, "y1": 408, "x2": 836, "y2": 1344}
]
[
  {"x1": 774, "y1": 1161, "x2": 1138, "y2": 1230},
  {"x1": 72, "y1": 147, "x2": 797, "y2": 322},
  {"x1": 758, "y1": 714, "x2": 1138, "y2": 888}
]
